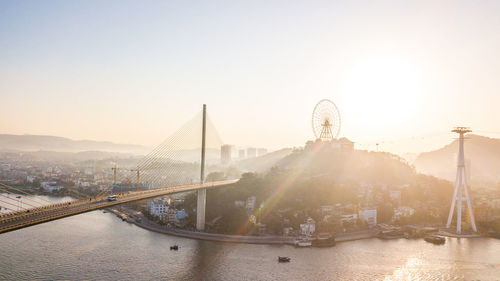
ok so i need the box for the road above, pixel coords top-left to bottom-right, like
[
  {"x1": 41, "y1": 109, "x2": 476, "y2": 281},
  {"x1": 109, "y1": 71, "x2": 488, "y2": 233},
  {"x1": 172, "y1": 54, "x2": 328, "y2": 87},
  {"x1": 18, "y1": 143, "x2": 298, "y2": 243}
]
[{"x1": 0, "y1": 179, "x2": 238, "y2": 234}]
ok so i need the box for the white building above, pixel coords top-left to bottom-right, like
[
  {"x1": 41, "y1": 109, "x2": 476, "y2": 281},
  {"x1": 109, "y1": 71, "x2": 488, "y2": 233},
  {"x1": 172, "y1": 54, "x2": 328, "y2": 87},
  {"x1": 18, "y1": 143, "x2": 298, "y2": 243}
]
[
  {"x1": 234, "y1": 200, "x2": 245, "y2": 208},
  {"x1": 392, "y1": 206, "x2": 415, "y2": 221},
  {"x1": 26, "y1": 175, "x2": 35, "y2": 183},
  {"x1": 147, "y1": 199, "x2": 170, "y2": 217},
  {"x1": 246, "y1": 196, "x2": 256, "y2": 213},
  {"x1": 221, "y1": 144, "x2": 233, "y2": 165},
  {"x1": 390, "y1": 190, "x2": 402, "y2": 205},
  {"x1": 359, "y1": 209, "x2": 377, "y2": 227},
  {"x1": 41, "y1": 181, "x2": 63, "y2": 192},
  {"x1": 300, "y1": 217, "x2": 316, "y2": 236}
]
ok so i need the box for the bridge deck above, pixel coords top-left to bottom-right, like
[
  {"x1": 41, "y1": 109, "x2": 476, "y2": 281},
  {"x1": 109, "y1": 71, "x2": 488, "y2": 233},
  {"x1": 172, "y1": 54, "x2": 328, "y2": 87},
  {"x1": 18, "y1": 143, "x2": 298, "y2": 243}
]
[{"x1": 0, "y1": 179, "x2": 238, "y2": 234}]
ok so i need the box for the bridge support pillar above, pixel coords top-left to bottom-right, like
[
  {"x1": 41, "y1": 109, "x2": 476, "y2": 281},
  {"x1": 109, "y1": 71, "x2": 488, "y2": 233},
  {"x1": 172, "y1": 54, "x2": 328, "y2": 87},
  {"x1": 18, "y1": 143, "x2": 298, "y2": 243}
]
[
  {"x1": 196, "y1": 189, "x2": 206, "y2": 230},
  {"x1": 196, "y1": 104, "x2": 207, "y2": 231}
]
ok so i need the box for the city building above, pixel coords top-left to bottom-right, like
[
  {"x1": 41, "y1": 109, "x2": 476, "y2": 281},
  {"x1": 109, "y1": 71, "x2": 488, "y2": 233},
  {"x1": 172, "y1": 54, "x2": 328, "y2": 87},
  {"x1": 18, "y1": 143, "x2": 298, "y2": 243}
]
[
  {"x1": 320, "y1": 205, "x2": 334, "y2": 215},
  {"x1": 392, "y1": 206, "x2": 415, "y2": 221},
  {"x1": 41, "y1": 181, "x2": 63, "y2": 192},
  {"x1": 246, "y1": 196, "x2": 256, "y2": 213},
  {"x1": 339, "y1": 137, "x2": 355, "y2": 151},
  {"x1": 359, "y1": 209, "x2": 377, "y2": 227},
  {"x1": 238, "y1": 149, "x2": 246, "y2": 159},
  {"x1": 247, "y1": 147, "x2": 257, "y2": 158},
  {"x1": 147, "y1": 198, "x2": 170, "y2": 217},
  {"x1": 234, "y1": 200, "x2": 245, "y2": 208},
  {"x1": 220, "y1": 144, "x2": 233, "y2": 165},
  {"x1": 300, "y1": 217, "x2": 316, "y2": 236}
]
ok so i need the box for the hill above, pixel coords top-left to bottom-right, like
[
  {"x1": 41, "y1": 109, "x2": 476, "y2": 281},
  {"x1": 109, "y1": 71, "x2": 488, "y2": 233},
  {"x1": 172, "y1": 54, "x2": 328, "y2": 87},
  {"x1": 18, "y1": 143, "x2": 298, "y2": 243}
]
[
  {"x1": 414, "y1": 134, "x2": 500, "y2": 185},
  {"x1": 0, "y1": 134, "x2": 146, "y2": 154}
]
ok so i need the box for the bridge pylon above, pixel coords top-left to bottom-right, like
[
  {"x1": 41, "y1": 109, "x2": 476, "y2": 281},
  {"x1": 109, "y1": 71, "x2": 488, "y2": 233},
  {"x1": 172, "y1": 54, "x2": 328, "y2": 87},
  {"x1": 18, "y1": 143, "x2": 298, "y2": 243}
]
[
  {"x1": 446, "y1": 127, "x2": 477, "y2": 234},
  {"x1": 196, "y1": 104, "x2": 207, "y2": 231}
]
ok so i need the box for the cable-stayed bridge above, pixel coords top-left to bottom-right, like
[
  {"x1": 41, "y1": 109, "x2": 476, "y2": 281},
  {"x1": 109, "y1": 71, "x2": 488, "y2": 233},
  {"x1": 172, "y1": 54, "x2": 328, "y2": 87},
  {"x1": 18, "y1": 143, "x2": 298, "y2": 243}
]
[{"x1": 0, "y1": 105, "x2": 236, "y2": 234}]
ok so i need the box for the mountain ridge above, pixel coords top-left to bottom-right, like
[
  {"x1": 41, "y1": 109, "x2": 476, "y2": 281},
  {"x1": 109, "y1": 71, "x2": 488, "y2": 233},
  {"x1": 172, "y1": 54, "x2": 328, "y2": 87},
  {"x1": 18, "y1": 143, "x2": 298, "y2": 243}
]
[{"x1": 0, "y1": 134, "x2": 147, "y2": 154}]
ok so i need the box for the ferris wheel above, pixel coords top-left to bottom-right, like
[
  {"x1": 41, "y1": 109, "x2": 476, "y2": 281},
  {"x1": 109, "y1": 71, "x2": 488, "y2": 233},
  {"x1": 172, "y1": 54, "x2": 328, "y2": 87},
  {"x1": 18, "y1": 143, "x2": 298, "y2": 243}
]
[{"x1": 312, "y1": 99, "x2": 341, "y2": 141}]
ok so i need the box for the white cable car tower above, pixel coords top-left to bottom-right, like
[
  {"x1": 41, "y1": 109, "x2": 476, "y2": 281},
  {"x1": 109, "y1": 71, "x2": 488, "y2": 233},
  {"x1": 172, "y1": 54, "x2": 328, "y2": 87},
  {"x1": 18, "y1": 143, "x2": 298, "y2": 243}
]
[{"x1": 446, "y1": 127, "x2": 477, "y2": 234}]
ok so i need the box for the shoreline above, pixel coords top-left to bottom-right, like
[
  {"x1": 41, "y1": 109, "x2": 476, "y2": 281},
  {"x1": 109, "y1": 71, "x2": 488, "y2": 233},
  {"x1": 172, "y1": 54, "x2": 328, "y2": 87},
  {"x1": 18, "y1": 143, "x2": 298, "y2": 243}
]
[
  {"x1": 110, "y1": 209, "x2": 378, "y2": 245},
  {"x1": 109, "y1": 209, "x2": 491, "y2": 245}
]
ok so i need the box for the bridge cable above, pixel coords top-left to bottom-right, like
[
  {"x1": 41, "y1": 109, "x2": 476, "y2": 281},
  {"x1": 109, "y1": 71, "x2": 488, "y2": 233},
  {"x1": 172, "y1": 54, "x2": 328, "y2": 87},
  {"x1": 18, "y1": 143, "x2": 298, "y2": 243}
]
[
  {"x1": 0, "y1": 182, "x2": 53, "y2": 204},
  {"x1": 0, "y1": 186, "x2": 45, "y2": 207}
]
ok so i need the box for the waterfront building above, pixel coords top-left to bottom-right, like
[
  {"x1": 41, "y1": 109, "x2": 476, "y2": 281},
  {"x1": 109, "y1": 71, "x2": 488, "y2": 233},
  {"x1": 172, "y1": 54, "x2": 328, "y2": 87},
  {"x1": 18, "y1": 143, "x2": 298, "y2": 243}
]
[
  {"x1": 359, "y1": 209, "x2": 377, "y2": 227},
  {"x1": 177, "y1": 209, "x2": 188, "y2": 220},
  {"x1": 300, "y1": 217, "x2": 316, "y2": 236},
  {"x1": 147, "y1": 198, "x2": 170, "y2": 217}
]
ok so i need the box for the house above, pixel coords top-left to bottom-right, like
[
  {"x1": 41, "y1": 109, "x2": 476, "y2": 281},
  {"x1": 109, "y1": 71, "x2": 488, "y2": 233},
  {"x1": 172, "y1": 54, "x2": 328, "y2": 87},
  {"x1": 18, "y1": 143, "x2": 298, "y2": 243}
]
[
  {"x1": 234, "y1": 201, "x2": 245, "y2": 208},
  {"x1": 147, "y1": 198, "x2": 170, "y2": 217},
  {"x1": 41, "y1": 181, "x2": 63, "y2": 192},
  {"x1": 300, "y1": 217, "x2": 316, "y2": 236},
  {"x1": 359, "y1": 209, "x2": 377, "y2": 227},
  {"x1": 320, "y1": 205, "x2": 334, "y2": 215},
  {"x1": 246, "y1": 196, "x2": 256, "y2": 213},
  {"x1": 393, "y1": 206, "x2": 415, "y2": 221}
]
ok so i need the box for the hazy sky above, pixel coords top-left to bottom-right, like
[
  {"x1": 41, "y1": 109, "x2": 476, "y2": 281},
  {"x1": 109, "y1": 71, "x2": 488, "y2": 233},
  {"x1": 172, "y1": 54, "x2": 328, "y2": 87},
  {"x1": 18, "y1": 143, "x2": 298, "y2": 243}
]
[{"x1": 1, "y1": 0, "x2": 500, "y2": 154}]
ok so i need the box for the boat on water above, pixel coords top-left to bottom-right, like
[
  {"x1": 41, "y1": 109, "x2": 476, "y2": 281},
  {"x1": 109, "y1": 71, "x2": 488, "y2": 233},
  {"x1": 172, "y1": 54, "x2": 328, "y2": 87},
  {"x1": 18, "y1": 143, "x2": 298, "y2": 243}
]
[
  {"x1": 278, "y1": 256, "x2": 290, "y2": 262},
  {"x1": 294, "y1": 239, "x2": 312, "y2": 247},
  {"x1": 424, "y1": 235, "x2": 445, "y2": 245},
  {"x1": 312, "y1": 233, "x2": 336, "y2": 247},
  {"x1": 170, "y1": 245, "x2": 179, "y2": 250},
  {"x1": 378, "y1": 230, "x2": 404, "y2": 240}
]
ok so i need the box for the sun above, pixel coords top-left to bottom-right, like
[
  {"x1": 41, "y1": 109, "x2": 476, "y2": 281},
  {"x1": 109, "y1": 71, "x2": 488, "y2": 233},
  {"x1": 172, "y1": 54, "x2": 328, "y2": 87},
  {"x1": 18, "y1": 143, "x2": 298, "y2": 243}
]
[{"x1": 340, "y1": 56, "x2": 425, "y2": 136}]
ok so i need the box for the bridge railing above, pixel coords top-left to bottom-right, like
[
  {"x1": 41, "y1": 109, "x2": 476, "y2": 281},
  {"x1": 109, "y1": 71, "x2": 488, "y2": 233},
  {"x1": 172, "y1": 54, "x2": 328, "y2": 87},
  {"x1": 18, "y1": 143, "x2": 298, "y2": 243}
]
[{"x1": 0, "y1": 179, "x2": 239, "y2": 228}]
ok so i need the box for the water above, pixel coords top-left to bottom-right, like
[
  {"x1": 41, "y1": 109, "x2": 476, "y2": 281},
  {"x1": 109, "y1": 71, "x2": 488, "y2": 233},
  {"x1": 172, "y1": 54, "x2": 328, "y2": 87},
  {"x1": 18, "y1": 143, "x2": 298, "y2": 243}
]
[
  {"x1": 1, "y1": 210, "x2": 500, "y2": 280},
  {"x1": 0, "y1": 193, "x2": 75, "y2": 214}
]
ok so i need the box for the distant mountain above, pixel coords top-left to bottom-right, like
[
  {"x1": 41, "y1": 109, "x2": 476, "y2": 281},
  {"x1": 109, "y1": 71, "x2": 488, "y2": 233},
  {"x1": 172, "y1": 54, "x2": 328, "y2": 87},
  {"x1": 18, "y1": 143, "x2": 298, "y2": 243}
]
[
  {"x1": 0, "y1": 134, "x2": 146, "y2": 154},
  {"x1": 235, "y1": 148, "x2": 293, "y2": 172},
  {"x1": 414, "y1": 134, "x2": 500, "y2": 184},
  {"x1": 1, "y1": 150, "x2": 139, "y2": 162}
]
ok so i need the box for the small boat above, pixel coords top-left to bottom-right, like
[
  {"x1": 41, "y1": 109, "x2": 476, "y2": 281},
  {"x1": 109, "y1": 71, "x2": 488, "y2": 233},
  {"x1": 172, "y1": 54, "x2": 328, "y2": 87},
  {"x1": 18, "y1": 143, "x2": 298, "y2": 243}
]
[
  {"x1": 312, "y1": 233, "x2": 336, "y2": 247},
  {"x1": 278, "y1": 256, "x2": 290, "y2": 262},
  {"x1": 170, "y1": 245, "x2": 179, "y2": 250},
  {"x1": 294, "y1": 239, "x2": 312, "y2": 247},
  {"x1": 378, "y1": 230, "x2": 404, "y2": 240},
  {"x1": 424, "y1": 235, "x2": 445, "y2": 245}
]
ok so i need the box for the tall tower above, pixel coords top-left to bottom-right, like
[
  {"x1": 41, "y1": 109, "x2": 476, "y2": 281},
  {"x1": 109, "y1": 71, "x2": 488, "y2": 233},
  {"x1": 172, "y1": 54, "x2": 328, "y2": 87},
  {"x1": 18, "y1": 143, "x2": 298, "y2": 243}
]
[
  {"x1": 446, "y1": 127, "x2": 477, "y2": 234},
  {"x1": 196, "y1": 104, "x2": 207, "y2": 231}
]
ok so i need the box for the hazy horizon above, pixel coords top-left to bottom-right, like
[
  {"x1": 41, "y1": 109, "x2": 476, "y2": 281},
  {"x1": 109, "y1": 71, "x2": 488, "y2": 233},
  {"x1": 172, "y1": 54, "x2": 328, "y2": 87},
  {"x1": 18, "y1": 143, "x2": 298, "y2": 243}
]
[{"x1": 2, "y1": 0, "x2": 500, "y2": 154}]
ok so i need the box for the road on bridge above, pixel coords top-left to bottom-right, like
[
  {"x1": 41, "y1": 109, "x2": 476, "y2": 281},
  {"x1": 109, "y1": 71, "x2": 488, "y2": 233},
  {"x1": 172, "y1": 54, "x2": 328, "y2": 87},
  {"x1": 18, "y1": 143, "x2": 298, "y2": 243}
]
[{"x1": 0, "y1": 179, "x2": 238, "y2": 234}]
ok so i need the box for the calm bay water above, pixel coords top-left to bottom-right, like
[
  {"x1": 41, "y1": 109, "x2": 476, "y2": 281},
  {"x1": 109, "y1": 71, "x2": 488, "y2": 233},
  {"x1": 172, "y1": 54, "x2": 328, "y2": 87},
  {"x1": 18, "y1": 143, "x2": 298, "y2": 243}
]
[{"x1": 1, "y1": 203, "x2": 500, "y2": 280}]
